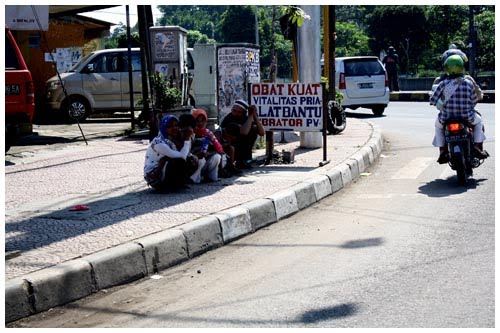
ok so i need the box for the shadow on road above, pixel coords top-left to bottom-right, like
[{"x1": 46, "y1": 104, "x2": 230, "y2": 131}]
[
  {"x1": 346, "y1": 111, "x2": 387, "y2": 119},
  {"x1": 418, "y1": 177, "x2": 487, "y2": 197},
  {"x1": 299, "y1": 303, "x2": 359, "y2": 323}
]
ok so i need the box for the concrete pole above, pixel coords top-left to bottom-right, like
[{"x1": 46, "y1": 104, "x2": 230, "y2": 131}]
[{"x1": 298, "y1": 5, "x2": 322, "y2": 148}]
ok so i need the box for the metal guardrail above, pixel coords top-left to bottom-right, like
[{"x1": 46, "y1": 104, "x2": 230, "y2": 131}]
[{"x1": 390, "y1": 90, "x2": 495, "y2": 103}]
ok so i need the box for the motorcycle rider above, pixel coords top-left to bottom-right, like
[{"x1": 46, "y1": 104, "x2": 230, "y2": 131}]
[
  {"x1": 441, "y1": 43, "x2": 468, "y2": 65},
  {"x1": 436, "y1": 43, "x2": 483, "y2": 101},
  {"x1": 429, "y1": 55, "x2": 488, "y2": 164}
]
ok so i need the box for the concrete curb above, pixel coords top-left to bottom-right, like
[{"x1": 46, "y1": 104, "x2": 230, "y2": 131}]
[{"x1": 5, "y1": 122, "x2": 383, "y2": 323}]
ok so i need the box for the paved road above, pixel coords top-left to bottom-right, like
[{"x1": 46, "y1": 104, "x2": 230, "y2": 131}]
[
  {"x1": 6, "y1": 113, "x2": 383, "y2": 323},
  {"x1": 7, "y1": 102, "x2": 494, "y2": 327}
]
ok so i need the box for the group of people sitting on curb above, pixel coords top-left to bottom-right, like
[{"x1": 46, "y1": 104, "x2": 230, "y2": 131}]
[{"x1": 143, "y1": 99, "x2": 265, "y2": 193}]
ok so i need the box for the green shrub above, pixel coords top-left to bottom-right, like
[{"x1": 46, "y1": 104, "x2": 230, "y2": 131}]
[{"x1": 151, "y1": 73, "x2": 182, "y2": 111}]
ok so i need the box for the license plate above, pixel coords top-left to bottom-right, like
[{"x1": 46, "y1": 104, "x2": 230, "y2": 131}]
[
  {"x1": 359, "y1": 83, "x2": 373, "y2": 89},
  {"x1": 5, "y1": 84, "x2": 20, "y2": 95},
  {"x1": 446, "y1": 134, "x2": 468, "y2": 142}
]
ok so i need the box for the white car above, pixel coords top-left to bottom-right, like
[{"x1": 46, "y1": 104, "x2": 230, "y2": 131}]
[{"x1": 335, "y1": 56, "x2": 390, "y2": 116}]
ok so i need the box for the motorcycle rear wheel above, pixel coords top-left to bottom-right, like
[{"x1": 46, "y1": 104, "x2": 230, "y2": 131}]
[{"x1": 452, "y1": 153, "x2": 468, "y2": 186}]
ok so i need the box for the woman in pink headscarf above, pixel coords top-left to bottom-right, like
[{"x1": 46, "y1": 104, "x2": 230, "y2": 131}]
[{"x1": 191, "y1": 108, "x2": 223, "y2": 182}]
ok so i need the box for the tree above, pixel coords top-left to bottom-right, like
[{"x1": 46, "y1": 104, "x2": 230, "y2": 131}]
[
  {"x1": 475, "y1": 8, "x2": 495, "y2": 72},
  {"x1": 366, "y1": 6, "x2": 430, "y2": 74},
  {"x1": 187, "y1": 30, "x2": 215, "y2": 47},
  {"x1": 335, "y1": 21, "x2": 370, "y2": 57},
  {"x1": 157, "y1": 5, "x2": 227, "y2": 41},
  {"x1": 425, "y1": 6, "x2": 468, "y2": 70},
  {"x1": 335, "y1": 5, "x2": 374, "y2": 30},
  {"x1": 273, "y1": 34, "x2": 293, "y2": 78},
  {"x1": 104, "y1": 22, "x2": 127, "y2": 49},
  {"x1": 103, "y1": 22, "x2": 141, "y2": 49},
  {"x1": 219, "y1": 6, "x2": 258, "y2": 44}
]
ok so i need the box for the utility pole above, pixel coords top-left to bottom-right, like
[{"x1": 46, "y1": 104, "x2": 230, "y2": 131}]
[
  {"x1": 468, "y1": 5, "x2": 478, "y2": 79},
  {"x1": 137, "y1": 5, "x2": 154, "y2": 128},
  {"x1": 125, "y1": 5, "x2": 135, "y2": 129},
  {"x1": 297, "y1": 5, "x2": 322, "y2": 149},
  {"x1": 323, "y1": 6, "x2": 335, "y2": 102}
]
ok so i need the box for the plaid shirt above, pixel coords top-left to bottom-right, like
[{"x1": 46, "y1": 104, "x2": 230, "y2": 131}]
[{"x1": 430, "y1": 77, "x2": 478, "y2": 124}]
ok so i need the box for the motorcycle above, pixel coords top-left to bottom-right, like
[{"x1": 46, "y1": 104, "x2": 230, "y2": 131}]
[
  {"x1": 443, "y1": 119, "x2": 485, "y2": 185},
  {"x1": 430, "y1": 76, "x2": 489, "y2": 185}
]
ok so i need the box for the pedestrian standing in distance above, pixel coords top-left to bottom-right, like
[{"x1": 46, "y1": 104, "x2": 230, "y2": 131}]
[
  {"x1": 220, "y1": 99, "x2": 265, "y2": 169},
  {"x1": 143, "y1": 115, "x2": 193, "y2": 192},
  {"x1": 191, "y1": 108, "x2": 223, "y2": 182},
  {"x1": 382, "y1": 46, "x2": 400, "y2": 91}
]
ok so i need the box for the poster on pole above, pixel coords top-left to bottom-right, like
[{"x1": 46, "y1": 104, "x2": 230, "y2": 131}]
[
  {"x1": 251, "y1": 82, "x2": 323, "y2": 132},
  {"x1": 217, "y1": 45, "x2": 260, "y2": 120},
  {"x1": 153, "y1": 31, "x2": 176, "y2": 61}
]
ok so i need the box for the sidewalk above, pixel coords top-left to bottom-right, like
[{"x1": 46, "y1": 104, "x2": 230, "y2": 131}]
[{"x1": 5, "y1": 118, "x2": 383, "y2": 323}]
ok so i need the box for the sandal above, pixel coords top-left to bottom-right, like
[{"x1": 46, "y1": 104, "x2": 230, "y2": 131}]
[
  {"x1": 437, "y1": 151, "x2": 450, "y2": 164},
  {"x1": 473, "y1": 147, "x2": 489, "y2": 159}
]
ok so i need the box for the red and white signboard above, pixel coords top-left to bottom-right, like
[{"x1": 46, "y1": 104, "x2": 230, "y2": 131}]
[{"x1": 251, "y1": 83, "x2": 323, "y2": 132}]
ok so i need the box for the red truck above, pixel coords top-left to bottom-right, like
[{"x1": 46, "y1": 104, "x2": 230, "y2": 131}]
[{"x1": 5, "y1": 26, "x2": 35, "y2": 152}]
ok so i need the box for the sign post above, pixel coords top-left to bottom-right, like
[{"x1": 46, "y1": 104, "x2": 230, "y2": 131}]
[
  {"x1": 250, "y1": 82, "x2": 329, "y2": 166},
  {"x1": 319, "y1": 83, "x2": 330, "y2": 166}
]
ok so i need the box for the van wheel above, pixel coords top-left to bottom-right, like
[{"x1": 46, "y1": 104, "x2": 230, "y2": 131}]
[
  {"x1": 64, "y1": 97, "x2": 91, "y2": 122},
  {"x1": 372, "y1": 106, "x2": 385, "y2": 116}
]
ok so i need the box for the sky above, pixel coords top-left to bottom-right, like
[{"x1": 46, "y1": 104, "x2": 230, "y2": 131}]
[{"x1": 79, "y1": 5, "x2": 164, "y2": 31}]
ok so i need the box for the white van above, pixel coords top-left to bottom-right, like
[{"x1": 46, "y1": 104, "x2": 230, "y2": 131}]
[
  {"x1": 45, "y1": 48, "x2": 143, "y2": 121},
  {"x1": 335, "y1": 56, "x2": 390, "y2": 116}
]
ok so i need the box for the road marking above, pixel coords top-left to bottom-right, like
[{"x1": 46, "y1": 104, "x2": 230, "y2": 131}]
[
  {"x1": 391, "y1": 157, "x2": 435, "y2": 179},
  {"x1": 439, "y1": 167, "x2": 456, "y2": 180},
  {"x1": 357, "y1": 193, "x2": 422, "y2": 199}
]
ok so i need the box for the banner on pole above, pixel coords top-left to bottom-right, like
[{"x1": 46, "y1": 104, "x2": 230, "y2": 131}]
[
  {"x1": 6, "y1": 5, "x2": 49, "y2": 31},
  {"x1": 251, "y1": 82, "x2": 323, "y2": 132}
]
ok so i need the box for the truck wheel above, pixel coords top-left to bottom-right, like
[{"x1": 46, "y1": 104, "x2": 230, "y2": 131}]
[
  {"x1": 64, "y1": 97, "x2": 91, "y2": 122},
  {"x1": 5, "y1": 130, "x2": 13, "y2": 153},
  {"x1": 5, "y1": 125, "x2": 17, "y2": 153}
]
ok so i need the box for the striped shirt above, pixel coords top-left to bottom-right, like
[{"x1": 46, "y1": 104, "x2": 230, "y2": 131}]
[{"x1": 430, "y1": 77, "x2": 478, "y2": 124}]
